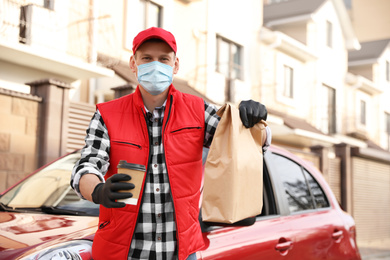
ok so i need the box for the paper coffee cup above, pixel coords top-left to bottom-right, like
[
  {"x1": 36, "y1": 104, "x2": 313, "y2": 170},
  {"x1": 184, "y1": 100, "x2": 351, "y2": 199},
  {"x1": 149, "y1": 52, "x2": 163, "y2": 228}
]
[{"x1": 117, "y1": 160, "x2": 146, "y2": 205}]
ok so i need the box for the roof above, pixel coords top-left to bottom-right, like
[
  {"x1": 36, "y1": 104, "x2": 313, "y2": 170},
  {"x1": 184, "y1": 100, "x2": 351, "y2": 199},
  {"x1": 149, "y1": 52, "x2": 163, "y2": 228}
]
[
  {"x1": 263, "y1": 0, "x2": 360, "y2": 50},
  {"x1": 109, "y1": 62, "x2": 138, "y2": 84},
  {"x1": 268, "y1": 108, "x2": 324, "y2": 135},
  {"x1": 348, "y1": 39, "x2": 390, "y2": 62},
  {"x1": 264, "y1": 0, "x2": 325, "y2": 24},
  {"x1": 171, "y1": 78, "x2": 216, "y2": 104}
]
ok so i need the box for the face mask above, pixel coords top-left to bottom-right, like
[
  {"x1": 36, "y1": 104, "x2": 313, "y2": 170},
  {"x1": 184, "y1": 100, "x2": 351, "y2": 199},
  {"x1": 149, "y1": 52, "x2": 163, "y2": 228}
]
[{"x1": 136, "y1": 61, "x2": 174, "y2": 95}]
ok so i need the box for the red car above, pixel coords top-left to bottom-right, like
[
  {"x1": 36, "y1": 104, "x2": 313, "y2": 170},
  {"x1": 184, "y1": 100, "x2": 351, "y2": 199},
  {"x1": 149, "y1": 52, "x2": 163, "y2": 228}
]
[{"x1": 0, "y1": 146, "x2": 361, "y2": 259}]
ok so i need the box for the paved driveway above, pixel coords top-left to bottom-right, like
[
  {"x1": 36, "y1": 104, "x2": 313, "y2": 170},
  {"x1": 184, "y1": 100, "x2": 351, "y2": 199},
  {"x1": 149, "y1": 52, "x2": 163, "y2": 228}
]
[{"x1": 360, "y1": 247, "x2": 390, "y2": 260}]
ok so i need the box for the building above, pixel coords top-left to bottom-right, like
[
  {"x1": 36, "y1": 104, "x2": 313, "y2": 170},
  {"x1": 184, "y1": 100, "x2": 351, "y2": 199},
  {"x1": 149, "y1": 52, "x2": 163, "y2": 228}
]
[
  {"x1": 0, "y1": 0, "x2": 389, "y2": 250},
  {"x1": 261, "y1": 0, "x2": 390, "y2": 249},
  {"x1": 0, "y1": 0, "x2": 114, "y2": 189}
]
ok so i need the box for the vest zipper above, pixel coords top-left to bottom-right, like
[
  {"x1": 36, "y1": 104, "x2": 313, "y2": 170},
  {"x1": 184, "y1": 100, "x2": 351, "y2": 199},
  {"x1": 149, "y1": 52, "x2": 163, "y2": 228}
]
[
  {"x1": 112, "y1": 140, "x2": 141, "y2": 149},
  {"x1": 164, "y1": 95, "x2": 173, "y2": 131},
  {"x1": 99, "y1": 221, "x2": 110, "y2": 229},
  {"x1": 162, "y1": 95, "x2": 180, "y2": 255},
  {"x1": 129, "y1": 97, "x2": 180, "y2": 257},
  {"x1": 126, "y1": 108, "x2": 152, "y2": 258}
]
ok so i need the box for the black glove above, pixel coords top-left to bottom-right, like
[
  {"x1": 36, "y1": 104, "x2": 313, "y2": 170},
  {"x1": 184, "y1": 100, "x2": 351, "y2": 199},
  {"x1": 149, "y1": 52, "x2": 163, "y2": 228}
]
[
  {"x1": 92, "y1": 174, "x2": 135, "y2": 208},
  {"x1": 239, "y1": 100, "x2": 267, "y2": 128}
]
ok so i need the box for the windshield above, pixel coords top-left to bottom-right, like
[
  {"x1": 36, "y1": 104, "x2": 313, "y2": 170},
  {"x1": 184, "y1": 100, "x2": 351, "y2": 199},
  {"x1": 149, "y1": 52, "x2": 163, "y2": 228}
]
[{"x1": 0, "y1": 151, "x2": 99, "y2": 216}]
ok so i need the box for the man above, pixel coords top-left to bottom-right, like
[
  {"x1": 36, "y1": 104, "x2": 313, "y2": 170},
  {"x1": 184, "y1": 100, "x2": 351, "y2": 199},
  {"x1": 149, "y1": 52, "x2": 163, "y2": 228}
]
[{"x1": 71, "y1": 27, "x2": 271, "y2": 260}]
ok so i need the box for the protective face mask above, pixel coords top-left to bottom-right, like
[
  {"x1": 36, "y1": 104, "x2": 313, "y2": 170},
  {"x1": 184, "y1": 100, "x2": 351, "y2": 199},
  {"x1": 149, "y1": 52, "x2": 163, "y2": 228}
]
[{"x1": 136, "y1": 61, "x2": 174, "y2": 95}]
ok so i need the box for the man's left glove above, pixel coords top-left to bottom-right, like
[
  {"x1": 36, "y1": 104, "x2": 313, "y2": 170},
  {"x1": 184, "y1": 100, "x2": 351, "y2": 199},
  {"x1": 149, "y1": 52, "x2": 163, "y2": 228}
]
[{"x1": 239, "y1": 100, "x2": 267, "y2": 128}]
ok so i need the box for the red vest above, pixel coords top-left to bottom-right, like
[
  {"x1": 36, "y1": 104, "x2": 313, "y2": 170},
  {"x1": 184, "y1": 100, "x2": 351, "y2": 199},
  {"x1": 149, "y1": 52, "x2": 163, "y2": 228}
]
[{"x1": 92, "y1": 85, "x2": 205, "y2": 260}]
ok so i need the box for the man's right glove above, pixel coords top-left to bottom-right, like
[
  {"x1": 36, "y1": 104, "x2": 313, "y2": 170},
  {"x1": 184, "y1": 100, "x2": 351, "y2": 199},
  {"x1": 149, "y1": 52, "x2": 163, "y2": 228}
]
[
  {"x1": 239, "y1": 100, "x2": 268, "y2": 128},
  {"x1": 91, "y1": 174, "x2": 135, "y2": 208}
]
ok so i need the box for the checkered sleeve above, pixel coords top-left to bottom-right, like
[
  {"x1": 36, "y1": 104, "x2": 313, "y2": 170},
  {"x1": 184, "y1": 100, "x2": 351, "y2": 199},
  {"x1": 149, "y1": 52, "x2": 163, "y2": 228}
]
[
  {"x1": 263, "y1": 126, "x2": 272, "y2": 152},
  {"x1": 70, "y1": 110, "x2": 110, "y2": 199},
  {"x1": 204, "y1": 101, "x2": 220, "y2": 148}
]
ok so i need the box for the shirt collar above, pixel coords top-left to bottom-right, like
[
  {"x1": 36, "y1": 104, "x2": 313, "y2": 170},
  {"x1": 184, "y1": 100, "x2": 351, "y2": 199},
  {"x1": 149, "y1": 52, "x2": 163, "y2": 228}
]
[
  {"x1": 144, "y1": 100, "x2": 167, "y2": 122},
  {"x1": 144, "y1": 99, "x2": 167, "y2": 113}
]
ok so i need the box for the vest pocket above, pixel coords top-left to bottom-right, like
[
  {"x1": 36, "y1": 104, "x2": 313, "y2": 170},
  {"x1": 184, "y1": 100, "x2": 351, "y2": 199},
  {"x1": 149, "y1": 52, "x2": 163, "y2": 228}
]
[
  {"x1": 167, "y1": 125, "x2": 203, "y2": 165},
  {"x1": 170, "y1": 126, "x2": 202, "y2": 134},
  {"x1": 99, "y1": 221, "x2": 110, "y2": 229},
  {"x1": 111, "y1": 140, "x2": 142, "y2": 149},
  {"x1": 110, "y1": 140, "x2": 147, "y2": 170}
]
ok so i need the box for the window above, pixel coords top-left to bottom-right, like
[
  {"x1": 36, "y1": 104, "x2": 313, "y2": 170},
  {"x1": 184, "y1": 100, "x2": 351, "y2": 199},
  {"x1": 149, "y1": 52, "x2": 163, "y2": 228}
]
[
  {"x1": 43, "y1": 0, "x2": 55, "y2": 10},
  {"x1": 360, "y1": 100, "x2": 366, "y2": 125},
  {"x1": 283, "y1": 65, "x2": 294, "y2": 98},
  {"x1": 320, "y1": 85, "x2": 336, "y2": 134},
  {"x1": 386, "y1": 60, "x2": 389, "y2": 82},
  {"x1": 326, "y1": 21, "x2": 333, "y2": 48},
  {"x1": 386, "y1": 113, "x2": 390, "y2": 151},
  {"x1": 124, "y1": 0, "x2": 164, "y2": 50},
  {"x1": 140, "y1": 0, "x2": 162, "y2": 29},
  {"x1": 269, "y1": 153, "x2": 330, "y2": 213},
  {"x1": 216, "y1": 36, "x2": 242, "y2": 80},
  {"x1": 343, "y1": 0, "x2": 352, "y2": 9},
  {"x1": 216, "y1": 36, "x2": 243, "y2": 102}
]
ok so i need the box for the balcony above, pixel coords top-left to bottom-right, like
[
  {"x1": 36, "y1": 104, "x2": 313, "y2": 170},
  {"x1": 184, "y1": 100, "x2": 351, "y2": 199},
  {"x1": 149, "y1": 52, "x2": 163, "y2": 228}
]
[
  {"x1": 0, "y1": 1, "x2": 113, "y2": 80},
  {"x1": 345, "y1": 73, "x2": 384, "y2": 95},
  {"x1": 259, "y1": 27, "x2": 318, "y2": 62}
]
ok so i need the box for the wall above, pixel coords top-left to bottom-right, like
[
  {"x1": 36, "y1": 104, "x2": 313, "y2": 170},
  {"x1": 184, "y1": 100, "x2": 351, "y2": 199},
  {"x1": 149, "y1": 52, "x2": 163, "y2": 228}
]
[
  {"x1": 380, "y1": 48, "x2": 390, "y2": 149},
  {"x1": 0, "y1": 89, "x2": 41, "y2": 192},
  {"x1": 275, "y1": 23, "x2": 307, "y2": 45},
  {"x1": 205, "y1": 0, "x2": 264, "y2": 104},
  {"x1": 348, "y1": 0, "x2": 390, "y2": 42},
  {"x1": 0, "y1": 60, "x2": 75, "y2": 92},
  {"x1": 349, "y1": 65, "x2": 372, "y2": 80},
  {"x1": 173, "y1": 0, "x2": 209, "y2": 95},
  {"x1": 311, "y1": 1, "x2": 348, "y2": 135}
]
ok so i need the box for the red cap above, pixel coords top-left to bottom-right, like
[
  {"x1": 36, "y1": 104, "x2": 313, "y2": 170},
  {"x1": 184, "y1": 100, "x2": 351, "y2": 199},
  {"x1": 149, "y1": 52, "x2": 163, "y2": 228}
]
[{"x1": 132, "y1": 27, "x2": 177, "y2": 54}]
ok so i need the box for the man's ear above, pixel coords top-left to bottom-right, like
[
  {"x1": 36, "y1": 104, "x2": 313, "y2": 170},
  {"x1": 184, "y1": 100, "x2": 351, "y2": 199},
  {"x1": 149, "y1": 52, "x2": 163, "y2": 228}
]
[
  {"x1": 173, "y1": 57, "x2": 179, "y2": 75},
  {"x1": 129, "y1": 55, "x2": 137, "y2": 74}
]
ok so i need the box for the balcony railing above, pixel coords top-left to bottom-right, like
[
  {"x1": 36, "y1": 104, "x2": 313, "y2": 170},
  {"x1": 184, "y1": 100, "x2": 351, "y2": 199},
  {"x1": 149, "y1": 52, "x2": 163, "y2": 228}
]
[
  {"x1": 1, "y1": 1, "x2": 75, "y2": 54},
  {"x1": 0, "y1": 0, "x2": 119, "y2": 63}
]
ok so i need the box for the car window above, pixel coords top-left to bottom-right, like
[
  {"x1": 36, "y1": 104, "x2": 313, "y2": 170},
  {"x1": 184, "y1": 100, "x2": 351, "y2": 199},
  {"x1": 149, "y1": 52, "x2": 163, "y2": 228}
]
[
  {"x1": 303, "y1": 169, "x2": 330, "y2": 209},
  {"x1": 0, "y1": 151, "x2": 99, "y2": 216},
  {"x1": 259, "y1": 161, "x2": 277, "y2": 217},
  {"x1": 269, "y1": 153, "x2": 315, "y2": 213}
]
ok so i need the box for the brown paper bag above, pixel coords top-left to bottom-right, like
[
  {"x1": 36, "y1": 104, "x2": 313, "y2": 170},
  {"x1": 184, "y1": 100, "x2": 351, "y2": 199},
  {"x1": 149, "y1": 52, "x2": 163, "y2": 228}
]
[{"x1": 201, "y1": 103, "x2": 266, "y2": 223}]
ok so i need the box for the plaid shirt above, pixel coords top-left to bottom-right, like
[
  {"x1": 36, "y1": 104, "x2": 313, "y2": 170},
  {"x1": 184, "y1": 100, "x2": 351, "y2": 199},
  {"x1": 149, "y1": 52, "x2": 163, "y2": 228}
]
[
  {"x1": 71, "y1": 100, "x2": 271, "y2": 260},
  {"x1": 71, "y1": 101, "x2": 220, "y2": 260}
]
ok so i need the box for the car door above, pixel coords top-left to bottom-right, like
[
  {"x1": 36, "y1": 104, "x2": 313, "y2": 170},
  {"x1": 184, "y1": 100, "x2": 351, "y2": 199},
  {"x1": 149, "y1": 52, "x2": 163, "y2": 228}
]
[
  {"x1": 198, "y1": 217, "x2": 295, "y2": 260},
  {"x1": 267, "y1": 151, "x2": 354, "y2": 260},
  {"x1": 198, "y1": 159, "x2": 296, "y2": 260}
]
